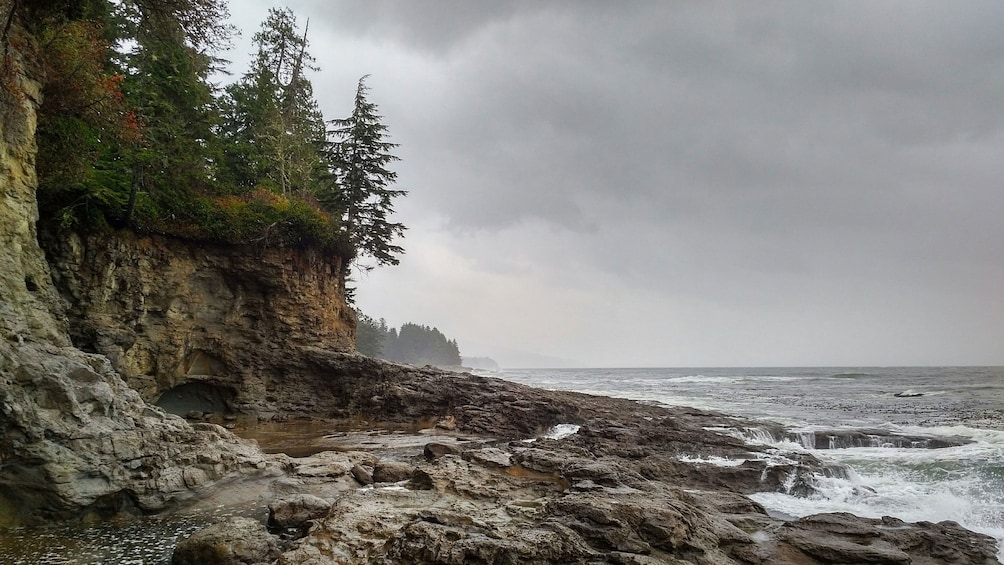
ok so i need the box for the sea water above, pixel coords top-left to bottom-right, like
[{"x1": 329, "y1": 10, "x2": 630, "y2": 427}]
[{"x1": 498, "y1": 366, "x2": 1004, "y2": 558}]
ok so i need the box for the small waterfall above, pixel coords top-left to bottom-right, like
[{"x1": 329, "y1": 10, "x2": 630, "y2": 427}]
[
  {"x1": 741, "y1": 427, "x2": 782, "y2": 445},
  {"x1": 795, "y1": 432, "x2": 815, "y2": 449},
  {"x1": 782, "y1": 468, "x2": 799, "y2": 494},
  {"x1": 791, "y1": 430, "x2": 970, "y2": 450}
]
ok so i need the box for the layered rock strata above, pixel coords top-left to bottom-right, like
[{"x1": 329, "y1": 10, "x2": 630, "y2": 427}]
[{"x1": 42, "y1": 230, "x2": 355, "y2": 407}]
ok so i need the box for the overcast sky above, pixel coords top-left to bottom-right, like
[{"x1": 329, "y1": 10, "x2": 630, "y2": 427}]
[{"x1": 227, "y1": 1, "x2": 1004, "y2": 368}]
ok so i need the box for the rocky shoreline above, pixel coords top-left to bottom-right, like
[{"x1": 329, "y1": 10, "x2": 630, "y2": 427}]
[
  {"x1": 0, "y1": 23, "x2": 998, "y2": 561},
  {"x1": 170, "y1": 358, "x2": 999, "y2": 564}
]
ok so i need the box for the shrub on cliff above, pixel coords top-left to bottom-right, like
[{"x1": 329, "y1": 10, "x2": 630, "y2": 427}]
[{"x1": 136, "y1": 188, "x2": 347, "y2": 252}]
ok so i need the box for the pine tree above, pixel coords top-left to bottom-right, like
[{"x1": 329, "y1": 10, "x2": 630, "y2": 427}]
[
  {"x1": 218, "y1": 7, "x2": 324, "y2": 195},
  {"x1": 120, "y1": 0, "x2": 228, "y2": 224},
  {"x1": 322, "y1": 76, "x2": 406, "y2": 287},
  {"x1": 354, "y1": 311, "x2": 387, "y2": 358}
]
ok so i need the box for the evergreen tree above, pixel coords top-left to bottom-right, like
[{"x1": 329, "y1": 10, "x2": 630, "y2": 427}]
[
  {"x1": 119, "y1": 0, "x2": 230, "y2": 225},
  {"x1": 28, "y1": 0, "x2": 233, "y2": 227},
  {"x1": 381, "y1": 323, "x2": 462, "y2": 366},
  {"x1": 218, "y1": 7, "x2": 324, "y2": 195},
  {"x1": 354, "y1": 311, "x2": 386, "y2": 358},
  {"x1": 322, "y1": 76, "x2": 406, "y2": 287}
]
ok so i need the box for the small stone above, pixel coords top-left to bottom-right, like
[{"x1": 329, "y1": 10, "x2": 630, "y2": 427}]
[
  {"x1": 435, "y1": 415, "x2": 457, "y2": 430},
  {"x1": 268, "y1": 494, "x2": 331, "y2": 535},
  {"x1": 173, "y1": 516, "x2": 280, "y2": 565},
  {"x1": 424, "y1": 442, "x2": 461, "y2": 460},
  {"x1": 351, "y1": 463, "x2": 374, "y2": 485},
  {"x1": 373, "y1": 461, "x2": 415, "y2": 483}
]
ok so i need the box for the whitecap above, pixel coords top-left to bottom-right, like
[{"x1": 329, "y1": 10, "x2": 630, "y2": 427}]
[{"x1": 544, "y1": 423, "x2": 581, "y2": 440}]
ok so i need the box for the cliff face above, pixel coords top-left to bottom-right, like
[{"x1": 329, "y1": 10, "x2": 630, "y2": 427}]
[
  {"x1": 0, "y1": 28, "x2": 67, "y2": 348},
  {"x1": 0, "y1": 21, "x2": 274, "y2": 527},
  {"x1": 43, "y1": 231, "x2": 355, "y2": 411}
]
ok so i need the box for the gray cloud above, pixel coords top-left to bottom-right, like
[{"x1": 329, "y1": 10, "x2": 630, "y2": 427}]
[{"x1": 229, "y1": 1, "x2": 1004, "y2": 365}]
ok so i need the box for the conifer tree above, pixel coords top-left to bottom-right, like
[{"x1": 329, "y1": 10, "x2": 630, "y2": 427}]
[
  {"x1": 27, "y1": 0, "x2": 232, "y2": 226},
  {"x1": 322, "y1": 76, "x2": 406, "y2": 286},
  {"x1": 218, "y1": 7, "x2": 324, "y2": 195},
  {"x1": 354, "y1": 311, "x2": 387, "y2": 358},
  {"x1": 119, "y1": 0, "x2": 229, "y2": 224}
]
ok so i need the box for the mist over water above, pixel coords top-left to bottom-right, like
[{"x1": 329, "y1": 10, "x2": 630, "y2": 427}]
[{"x1": 499, "y1": 366, "x2": 1004, "y2": 557}]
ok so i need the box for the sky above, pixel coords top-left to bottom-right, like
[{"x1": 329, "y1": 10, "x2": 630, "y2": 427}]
[{"x1": 225, "y1": 1, "x2": 1004, "y2": 368}]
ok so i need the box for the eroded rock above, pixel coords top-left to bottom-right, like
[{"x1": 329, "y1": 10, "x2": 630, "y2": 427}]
[
  {"x1": 268, "y1": 494, "x2": 332, "y2": 538},
  {"x1": 173, "y1": 516, "x2": 280, "y2": 565}
]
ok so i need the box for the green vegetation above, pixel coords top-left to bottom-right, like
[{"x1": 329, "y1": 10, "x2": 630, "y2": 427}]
[
  {"x1": 356, "y1": 314, "x2": 462, "y2": 368},
  {"x1": 5, "y1": 0, "x2": 404, "y2": 286}
]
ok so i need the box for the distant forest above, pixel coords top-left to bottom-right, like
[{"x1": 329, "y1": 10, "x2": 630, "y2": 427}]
[{"x1": 356, "y1": 314, "x2": 462, "y2": 367}]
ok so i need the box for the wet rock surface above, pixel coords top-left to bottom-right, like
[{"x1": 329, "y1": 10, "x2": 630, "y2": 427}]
[
  {"x1": 192, "y1": 400, "x2": 1001, "y2": 565},
  {"x1": 0, "y1": 339, "x2": 282, "y2": 526},
  {"x1": 178, "y1": 362, "x2": 999, "y2": 564},
  {"x1": 172, "y1": 516, "x2": 282, "y2": 565}
]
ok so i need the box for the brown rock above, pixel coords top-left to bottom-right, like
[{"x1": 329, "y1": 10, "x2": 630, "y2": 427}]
[
  {"x1": 268, "y1": 494, "x2": 331, "y2": 539},
  {"x1": 424, "y1": 442, "x2": 462, "y2": 460},
  {"x1": 373, "y1": 461, "x2": 415, "y2": 483},
  {"x1": 350, "y1": 463, "x2": 374, "y2": 485}
]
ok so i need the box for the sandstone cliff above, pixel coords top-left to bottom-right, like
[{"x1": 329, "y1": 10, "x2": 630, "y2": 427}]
[
  {"x1": 0, "y1": 19, "x2": 275, "y2": 527},
  {"x1": 42, "y1": 230, "x2": 355, "y2": 412}
]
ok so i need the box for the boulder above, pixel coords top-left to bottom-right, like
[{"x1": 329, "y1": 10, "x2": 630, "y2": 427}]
[
  {"x1": 777, "y1": 513, "x2": 1000, "y2": 565},
  {"x1": 424, "y1": 442, "x2": 462, "y2": 460},
  {"x1": 373, "y1": 461, "x2": 415, "y2": 483},
  {"x1": 350, "y1": 463, "x2": 374, "y2": 485},
  {"x1": 268, "y1": 494, "x2": 332, "y2": 533},
  {"x1": 173, "y1": 517, "x2": 280, "y2": 565}
]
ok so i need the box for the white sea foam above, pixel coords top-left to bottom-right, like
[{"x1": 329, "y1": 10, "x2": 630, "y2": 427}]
[
  {"x1": 746, "y1": 423, "x2": 1004, "y2": 560},
  {"x1": 677, "y1": 454, "x2": 748, "y2": 467},
  {"x1": 544, "y1": 423, "x2": 581, "y2": 440},
  {"x1": 498, "y1": 366, "x2": 1004, "y2": 558},
  {"x1": 750, "y1": 465, "x2": 1004, "y2": 560}
]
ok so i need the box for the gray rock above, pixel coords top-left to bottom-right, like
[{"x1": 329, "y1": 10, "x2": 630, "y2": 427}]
[
  {"x1": 268, "y1": 494, "x2": 331, "y2": 534},
  {"x1": 778, "y1": 513, "x2": 1000, "y2": 565},
  {"x1": 350, "y1": 463, "x2": 374, "y2": 485},
  {"x1": 173, "y1": 517, "x2": 280, "y2": 565}
]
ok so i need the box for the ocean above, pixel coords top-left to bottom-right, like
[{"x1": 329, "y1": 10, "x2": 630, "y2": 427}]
[{"x1": 497, "y1": 366, "x2": 1004, "y2": 557}]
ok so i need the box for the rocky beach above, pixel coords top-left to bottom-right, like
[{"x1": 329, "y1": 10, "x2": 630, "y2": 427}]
[{"x1": 0, "y1": 11, "x2": 1000, "y2": 565}]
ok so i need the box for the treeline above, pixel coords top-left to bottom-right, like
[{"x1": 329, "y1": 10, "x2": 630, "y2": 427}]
[
  {"x1": 357, "y1": 314, "x2": 462, "y2": 367},
  {"x1": 5, "y1": 0, "x2": 405, "y2": 287}
]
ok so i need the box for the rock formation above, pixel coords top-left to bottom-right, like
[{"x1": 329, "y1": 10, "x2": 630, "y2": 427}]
[
  {"x1": 171, "y1": 384, "x2": 1001, "y2": 564},
  {"x1": 0, "y1": 19, "x2": 276, "y2": 528},
  {"x1": 42, "y1": 230, "x2": 355, "y2": 408},
  {"x1": 1, "y1": 13, "x2": 1000, "y2": 565}
]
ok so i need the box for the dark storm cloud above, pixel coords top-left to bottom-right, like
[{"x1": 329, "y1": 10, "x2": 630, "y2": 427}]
[{"x1": 330, "y1": 1, "x2": 1004, "y2": 241}]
